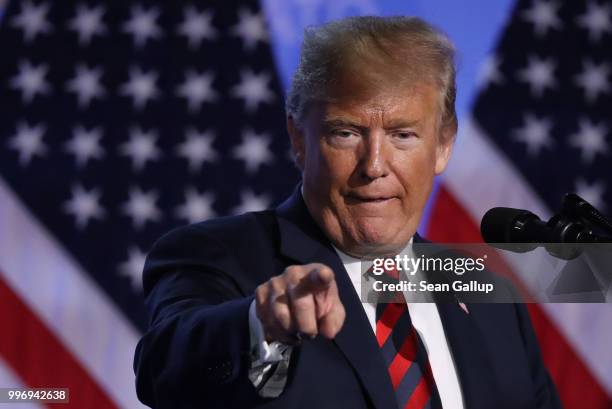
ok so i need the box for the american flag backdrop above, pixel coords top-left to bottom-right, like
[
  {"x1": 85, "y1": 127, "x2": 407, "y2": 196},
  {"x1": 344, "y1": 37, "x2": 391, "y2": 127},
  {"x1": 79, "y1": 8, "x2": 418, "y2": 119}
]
[
  {"x1": 0, "y1": 0, "x2": 298, "y2": 407},
  {"x1": 0, "y1": 1, "x2": 610, "y2": 409},
  {"x1": 427, "y1": 0, "x2": 612, "y2": 408}
]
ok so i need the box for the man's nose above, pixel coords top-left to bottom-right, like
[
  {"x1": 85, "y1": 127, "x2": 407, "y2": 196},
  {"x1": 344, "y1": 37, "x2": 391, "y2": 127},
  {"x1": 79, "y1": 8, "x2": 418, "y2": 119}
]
[{"x1": 360, "y1": 131, "x2": 389, "y2": 180}]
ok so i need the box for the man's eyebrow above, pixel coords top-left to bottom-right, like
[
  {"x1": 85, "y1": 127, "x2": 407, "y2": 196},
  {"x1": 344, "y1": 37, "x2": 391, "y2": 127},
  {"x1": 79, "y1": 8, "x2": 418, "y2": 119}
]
[
  {"x1": 322, "y1": 118, "x2": 421, "y2": 129},
  {"x1": 322, "y1": 118, "x2": 365, "y2": 129},
  {"x1": 321, "y1": 119, "x2": 372, "y2": 135},
  {"x1": 383, "y1": 119, "x2": 420, "y2": 129}
]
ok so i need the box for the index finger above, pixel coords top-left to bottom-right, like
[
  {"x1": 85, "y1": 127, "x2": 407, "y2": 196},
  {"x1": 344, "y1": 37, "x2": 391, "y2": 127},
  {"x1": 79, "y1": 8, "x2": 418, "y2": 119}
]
[{"x1": 290, "y1": 263, "x2": 335, "y2": 299}]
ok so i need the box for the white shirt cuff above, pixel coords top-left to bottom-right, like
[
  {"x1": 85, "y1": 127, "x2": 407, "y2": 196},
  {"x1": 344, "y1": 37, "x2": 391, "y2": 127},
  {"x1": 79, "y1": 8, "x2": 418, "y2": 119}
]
[{"x1": 248, "y1": 299, "x2": 293, "y2": 397}]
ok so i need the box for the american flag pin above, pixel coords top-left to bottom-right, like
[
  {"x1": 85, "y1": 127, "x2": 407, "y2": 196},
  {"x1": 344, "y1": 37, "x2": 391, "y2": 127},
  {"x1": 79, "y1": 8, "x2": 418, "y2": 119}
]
[{"x1": 458, "y1": 302, "x2": 469, "y2": 314}]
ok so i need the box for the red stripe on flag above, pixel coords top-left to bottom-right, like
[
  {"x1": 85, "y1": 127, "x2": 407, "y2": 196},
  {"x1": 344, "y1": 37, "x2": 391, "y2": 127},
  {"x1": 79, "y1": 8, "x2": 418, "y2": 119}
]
[
  {"x1": 0, "y1": 274, "x2": 120, "y2": 409},
  {"x1": 426, "y1": 184, "x2": 612, "y2": 409},
  {"x1": 425, "y1": 185, "x2": 481, "y2": 244},
  {"x1": 527, "y1": 304, "x2": 612, "y2": 409}
]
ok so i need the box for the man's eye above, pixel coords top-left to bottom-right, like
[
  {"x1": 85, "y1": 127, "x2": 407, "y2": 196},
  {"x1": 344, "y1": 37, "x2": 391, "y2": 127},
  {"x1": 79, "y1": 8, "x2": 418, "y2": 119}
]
[
  {"x1": 394, "y1": 131, "x2": 417, "y2": 139},
  {"x1": 332, "y1": 129, "x2": 357, "y2": 138}
]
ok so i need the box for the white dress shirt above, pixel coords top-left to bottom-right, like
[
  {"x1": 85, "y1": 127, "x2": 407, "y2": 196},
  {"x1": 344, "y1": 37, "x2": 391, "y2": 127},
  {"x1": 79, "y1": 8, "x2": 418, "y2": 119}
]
[
  {"x1": 336, "y1": 244, "x2": 465, "y2": 409},
  {"x1": 248, "y1": 242, "x2": 465, "y2": 409}
]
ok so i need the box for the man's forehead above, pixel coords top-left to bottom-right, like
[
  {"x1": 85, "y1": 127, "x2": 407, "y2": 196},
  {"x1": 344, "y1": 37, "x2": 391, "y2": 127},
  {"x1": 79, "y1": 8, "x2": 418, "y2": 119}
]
[
  {"x1": 317, "y1": 83, "x2": 439, "y2": 123},
  {"x1": 329, "y1": 76, "x2": 427, "y2": 100}
]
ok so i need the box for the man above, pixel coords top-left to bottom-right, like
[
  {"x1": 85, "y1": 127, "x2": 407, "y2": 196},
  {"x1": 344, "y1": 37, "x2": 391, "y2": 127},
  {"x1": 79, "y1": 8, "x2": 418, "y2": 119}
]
[{"x1": 133, "y1": 16, "x2": 562, "y2": 409}]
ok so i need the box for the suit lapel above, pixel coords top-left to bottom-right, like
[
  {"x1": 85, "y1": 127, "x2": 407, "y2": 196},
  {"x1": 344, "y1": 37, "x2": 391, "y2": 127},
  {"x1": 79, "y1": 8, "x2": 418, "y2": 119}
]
[
  {"x1": 411, "y1": 236, "x2": 505, "y2": 409},
  {"x1": 275, "y1": 190, "x2": 508, "y2": 409},
  {"x1": 436, "y1": 302, "x2": 505, "y2": 409},
  {"x1": 276, "y1": 189, "x2": 398, "y2": 409}
]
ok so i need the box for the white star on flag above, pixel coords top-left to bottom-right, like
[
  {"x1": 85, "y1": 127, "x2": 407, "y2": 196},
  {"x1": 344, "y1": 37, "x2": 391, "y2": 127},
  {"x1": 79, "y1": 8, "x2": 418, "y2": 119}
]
[
  {"x1": 118, "y1": 246, "x2": 147, "y2": 291},
  {"x1": 575, "y1": 178, "x2": 607, "y2": 210},
  {"x1": 175, "y1": 187, "x2": 216, "y2": 224},
  {"x1": 231, "y1": 69, "x2": 274, "y2": 113},
  {"x1": 10, "y1": 0, "x2": 53, "y2": 43},
  {"x1": 120, "y1": 126, "x2": 162, "y2": 171},
  {"x1": 175, "y1": 128, "x2": 218, "y2": 172},
  {"x1": 577, "y1": 2, "x2": 612, "y2": 42},
  {"x1": 575, "y1": 60, "x2": 610, "y2": 103},
  {"x1": 176, "y1": 69, "x2": 217, "y2": 113},
  {"x1": 568, "y1": 119, "x2": 609, "y2": 164},
  {"x1": 67, "y1": 3, "x2": 108, "y2": 46},
  {"x1": 120, "y1": 66, "x2": 160, "y2": 110},
  {"x1": 177, "y1": 6, "x2": 217, "y2": 49},
  {"x1": 231, "y1": 8, "x2": 268, "y2": 51},
  {"x1": 232, "y1": 190, "x2": 271, "y2": 215},
  {"x1": 522, "y1": 0, "x2": 561, "y2": 36},
  {"x1": 233, "y1": 129, "x2": 274, "y2": 174},
  {"x1": 64, "y1": 125, "x2": 105, "y2": 168},
  {"x1": 121, "y1": 187, "x2": 162, "y2": 229},
  {"x1": 518, "y1": 55, "x2": 557, "y2": 97},
  {"x1": 513, "y1": 113, "x2": 554, "y2": 156},
  {"x1": 122, "y1": 5, "x2": 163, "y2": 48},
  {"x1": 65, "y1": 63, "x2": 106, "y2": 108},
  {"x1": 63, "y1": 184, "x2": 105, "y2": 229},
  {"x1": 10, "y1": 59, "x2": 52, "y2": 104},
  {"x1": 8, "y1": 121, "x2": 47, "y2": 166},
  {"x1": 478, "y1": 55, "x2": 505, "y2": 88}
]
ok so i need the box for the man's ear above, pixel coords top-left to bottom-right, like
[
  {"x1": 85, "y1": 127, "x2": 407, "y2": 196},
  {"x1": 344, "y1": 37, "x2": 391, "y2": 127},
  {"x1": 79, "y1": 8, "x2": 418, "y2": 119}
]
[
  {"x1": 287, "y1": 115, "x2": 305, "y2": 170},
  {"x1": 434, "y1": 125, "x2": 456, "y2": 175}
]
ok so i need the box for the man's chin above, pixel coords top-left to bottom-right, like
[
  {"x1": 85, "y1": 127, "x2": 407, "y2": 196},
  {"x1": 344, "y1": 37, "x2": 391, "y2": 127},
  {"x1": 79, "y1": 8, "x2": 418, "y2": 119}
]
[{"x1": 347, "y1": 230, "x2": 410, "y2": 258}]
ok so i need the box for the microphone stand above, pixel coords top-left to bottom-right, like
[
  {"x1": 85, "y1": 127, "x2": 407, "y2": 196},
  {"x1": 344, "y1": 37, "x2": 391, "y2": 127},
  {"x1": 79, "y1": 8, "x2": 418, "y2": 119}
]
[
  {"x1": 538, "y1": 194, "x2": 612, "y2": 259},
  {"x1": 545, "y1": 194, "x2": 612, "y2": 301}
]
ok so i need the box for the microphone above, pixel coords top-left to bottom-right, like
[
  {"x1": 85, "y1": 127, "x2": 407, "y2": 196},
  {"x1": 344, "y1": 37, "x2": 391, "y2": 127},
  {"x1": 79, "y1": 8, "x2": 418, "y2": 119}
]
[
  {"x1": 481, "y1": 198, "x2": 612, "y2": 293},
  {"x1": 482, "y1": 206, "x2": 602, "y2": 245},
  {"x1": 481, "y1": 201, "x2": 609, "y2": 259},
  {"x1": 480, "y1": 208, "x2": 546, "y2": 253},
  {"x1": 481, "y1": 208, "x2": 547, "y2": 243}
]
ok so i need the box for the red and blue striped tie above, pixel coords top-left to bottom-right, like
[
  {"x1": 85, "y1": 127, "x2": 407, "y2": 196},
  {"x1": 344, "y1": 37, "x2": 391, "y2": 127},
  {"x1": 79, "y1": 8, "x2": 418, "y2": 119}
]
[{"x1": 375, "y1": 269, "x2": 443, "y2": 409}]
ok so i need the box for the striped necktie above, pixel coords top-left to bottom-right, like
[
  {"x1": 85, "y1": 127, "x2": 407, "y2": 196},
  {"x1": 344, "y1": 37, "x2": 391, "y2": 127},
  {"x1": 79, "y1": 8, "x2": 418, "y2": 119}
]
[{"x1": 375, "y1": 266, "x2": 443, "y2": 409}]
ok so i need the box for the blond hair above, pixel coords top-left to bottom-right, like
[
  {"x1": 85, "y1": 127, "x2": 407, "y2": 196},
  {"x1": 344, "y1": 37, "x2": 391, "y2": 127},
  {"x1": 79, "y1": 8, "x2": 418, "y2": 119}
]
[{"x1": 286, "y1": 16, "x2": 457, "y2": 136}]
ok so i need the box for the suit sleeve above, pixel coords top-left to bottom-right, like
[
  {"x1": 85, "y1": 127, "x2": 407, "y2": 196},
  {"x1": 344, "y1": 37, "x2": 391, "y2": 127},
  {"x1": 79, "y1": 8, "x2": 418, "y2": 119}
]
[
  {"x1": 133, "y1": 224, "x2": 268, "y2": 409},
  {"x1": 514, "y1": 302, "x2": 564, "y2": 409}
]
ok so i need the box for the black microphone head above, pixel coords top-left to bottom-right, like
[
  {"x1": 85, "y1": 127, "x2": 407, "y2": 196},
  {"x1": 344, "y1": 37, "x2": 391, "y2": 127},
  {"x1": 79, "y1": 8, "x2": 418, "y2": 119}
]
[{"x1": 481, "y1": 207, "x2": 540, "y2": 250}]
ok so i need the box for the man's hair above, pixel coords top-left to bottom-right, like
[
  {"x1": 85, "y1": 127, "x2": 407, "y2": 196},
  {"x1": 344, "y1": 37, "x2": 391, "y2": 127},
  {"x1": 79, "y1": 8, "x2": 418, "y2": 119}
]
[{"x1": 286, "y1": 16, "x2": 457, "y2": 137}]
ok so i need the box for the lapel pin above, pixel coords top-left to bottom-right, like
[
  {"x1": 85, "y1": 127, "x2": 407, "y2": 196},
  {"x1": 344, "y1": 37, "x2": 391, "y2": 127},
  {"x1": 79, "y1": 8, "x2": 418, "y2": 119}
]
[{"x1": 458, "y1": 302, "x2": 469, "y2": 315}]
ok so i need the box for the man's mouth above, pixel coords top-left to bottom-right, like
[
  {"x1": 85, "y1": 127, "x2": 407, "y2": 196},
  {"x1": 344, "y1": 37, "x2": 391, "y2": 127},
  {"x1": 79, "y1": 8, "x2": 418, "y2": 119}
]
[{"x1": 345, "y1": 193, "x2": 397, "y2": 204}]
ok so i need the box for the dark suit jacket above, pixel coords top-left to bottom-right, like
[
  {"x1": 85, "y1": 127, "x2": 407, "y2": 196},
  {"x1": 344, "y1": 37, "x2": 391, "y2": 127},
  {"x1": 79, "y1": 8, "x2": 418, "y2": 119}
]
[{"x1": 133, "y1": 188, "x2": 562, "y2": 409}]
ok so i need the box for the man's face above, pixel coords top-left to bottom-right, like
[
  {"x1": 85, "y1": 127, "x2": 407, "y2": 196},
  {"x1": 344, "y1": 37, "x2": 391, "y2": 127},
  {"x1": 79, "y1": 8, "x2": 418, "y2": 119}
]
[{"x1": 288, "y1": 79, "x2": 454, "y2": 258}]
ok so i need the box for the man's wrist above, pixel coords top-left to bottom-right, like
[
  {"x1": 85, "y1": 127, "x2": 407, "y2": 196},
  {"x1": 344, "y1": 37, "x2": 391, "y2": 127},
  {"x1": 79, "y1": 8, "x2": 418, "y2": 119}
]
[{"x1": 249, "y1": 300, "x2": 290, "y2": 363}]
